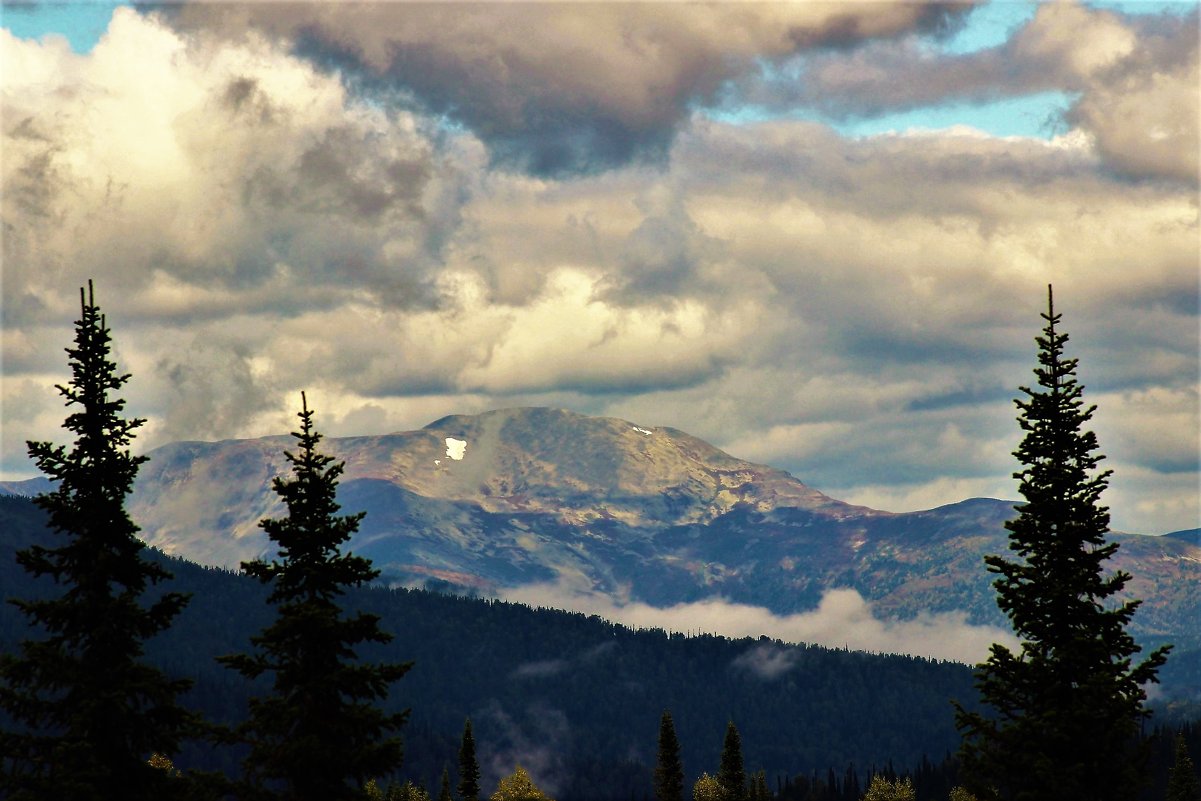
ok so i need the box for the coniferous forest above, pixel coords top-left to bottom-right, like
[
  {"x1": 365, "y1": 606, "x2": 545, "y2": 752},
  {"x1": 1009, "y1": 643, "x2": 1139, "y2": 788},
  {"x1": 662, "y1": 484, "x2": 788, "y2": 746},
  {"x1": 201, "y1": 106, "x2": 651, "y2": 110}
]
[{"x1": 1, "y1": 286, "x2": 1198, "y2": 801}]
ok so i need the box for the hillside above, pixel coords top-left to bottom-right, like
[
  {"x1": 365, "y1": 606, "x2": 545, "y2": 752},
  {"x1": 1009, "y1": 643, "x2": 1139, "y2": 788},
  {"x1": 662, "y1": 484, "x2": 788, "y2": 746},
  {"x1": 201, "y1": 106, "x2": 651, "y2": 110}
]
[
  {"x1": 0, "y1": 494, "x2": 983, "y2": 797},
  {"x1": 5, "y1": 407, "x2": 1194, "y2": 654}
]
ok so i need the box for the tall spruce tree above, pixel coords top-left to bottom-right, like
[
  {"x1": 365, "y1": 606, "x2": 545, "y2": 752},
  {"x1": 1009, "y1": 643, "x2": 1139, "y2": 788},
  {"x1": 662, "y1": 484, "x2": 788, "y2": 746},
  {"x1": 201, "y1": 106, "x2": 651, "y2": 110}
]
[
  {"x1": 717, "y1": 721, "x2": 747, "y2": 801},
  {"x1": 655, "y1": 710, "x2": 685, "y2": 801},
  {"x1": 0, "y1": 282, "x2": 195, "y2": 801},
  {"x1": 458, "y1": 718, "x2": 481, "y2": 801},
  {"x1": 1167, "y1": 735, "x2": 1201, "y2": 801},
  {"x1": 220, "y1": 393, "x2": 410, "y2": 801},
  {"x1": 955, "y1": 286, "x2": 1170, "y2": 801}
]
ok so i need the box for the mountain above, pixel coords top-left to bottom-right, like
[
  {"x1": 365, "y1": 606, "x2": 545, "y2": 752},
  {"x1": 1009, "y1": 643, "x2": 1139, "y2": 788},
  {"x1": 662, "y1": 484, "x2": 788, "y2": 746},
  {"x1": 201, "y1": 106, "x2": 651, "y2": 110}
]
[
  {"x1": 4, "y1": 407, "x2": 1198, "y2": 656},
  {"x1": 0, "y1": 495, "x2": 982, "y2": 797}
]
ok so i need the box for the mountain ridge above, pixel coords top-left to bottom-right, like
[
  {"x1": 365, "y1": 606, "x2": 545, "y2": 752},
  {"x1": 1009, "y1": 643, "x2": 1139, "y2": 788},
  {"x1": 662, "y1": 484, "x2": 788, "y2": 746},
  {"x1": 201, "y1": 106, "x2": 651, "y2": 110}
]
[{"x1": 2, "y1": 406, "x2": 1198, "y2": 656}]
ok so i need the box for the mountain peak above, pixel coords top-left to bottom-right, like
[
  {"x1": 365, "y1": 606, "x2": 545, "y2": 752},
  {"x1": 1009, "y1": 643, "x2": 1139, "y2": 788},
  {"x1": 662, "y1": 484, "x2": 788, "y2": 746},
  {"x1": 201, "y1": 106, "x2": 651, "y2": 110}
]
[{"x1": 396, "y1": 406, "x2": 857, "y2": 524}]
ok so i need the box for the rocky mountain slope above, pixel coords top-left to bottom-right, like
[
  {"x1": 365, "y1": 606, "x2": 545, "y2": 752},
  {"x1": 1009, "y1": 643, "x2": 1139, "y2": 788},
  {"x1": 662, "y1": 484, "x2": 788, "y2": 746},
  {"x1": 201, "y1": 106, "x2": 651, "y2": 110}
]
[{"x1": 4, "y1": 407, "x2": 1198, "y2": 652}]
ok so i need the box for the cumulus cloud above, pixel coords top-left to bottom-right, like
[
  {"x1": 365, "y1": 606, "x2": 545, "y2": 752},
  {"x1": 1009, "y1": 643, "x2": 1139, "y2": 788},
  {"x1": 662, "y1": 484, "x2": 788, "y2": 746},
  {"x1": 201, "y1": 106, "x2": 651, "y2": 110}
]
[
  {"x1": 2, "y1": 6, "x2": 1195, "y2": 535},
  {"x1": 0, "y1": 10, "x2": 459, "y2": 327},
  {"x1": 738, "y1": 3, "x2": 1198, "y2": 183},
  {"x1": 159, "y1": 2, "x2": 970, "y2": 175},
  {"x1": 503, "y1": 582, "x2": 1017, "y2": 665}
]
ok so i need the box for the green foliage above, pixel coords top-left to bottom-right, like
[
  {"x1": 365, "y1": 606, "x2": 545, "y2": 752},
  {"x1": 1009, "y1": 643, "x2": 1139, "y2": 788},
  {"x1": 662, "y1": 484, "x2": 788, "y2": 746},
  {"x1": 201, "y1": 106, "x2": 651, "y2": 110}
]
[
  {"x1": 1168, "y1": 735, "x2": 1201, "y2": 801},
  {"x1": 0, "y1": 282, "x2": 195, "y2": 801},
  {"x1": 694, "y1": 773, "x2": 724, "y2": 801},
  {"x1": 655, "y1": 710, "x2": 685, "y2": 801},
  {"x1": 718, "y1": 721, "x2": 747, "y2": 801},
  {"x1": 219, "y1": 394, "x2": 411, "y2": 801},
  {"x1": 947, "y1": 788, "x2": 979, "y2": 801},
  {"x1": 491, "y1": 766, "x2": 552, "y2": 801},
  {"x1": 862, "y1": 776, "x2": 914, "y2": 801},
  {"x1": 955, "y1": 287, "x2": 1171, "y2": 801},
  {"x1": 459, "y1": 718, "x2": 481, "y2": 801}
]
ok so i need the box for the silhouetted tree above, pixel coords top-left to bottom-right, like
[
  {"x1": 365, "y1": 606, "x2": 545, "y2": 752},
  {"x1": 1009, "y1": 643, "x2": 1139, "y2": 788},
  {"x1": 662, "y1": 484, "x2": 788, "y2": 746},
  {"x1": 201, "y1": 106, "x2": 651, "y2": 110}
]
[
  {"x1": 718, "y1": 722, "x2": 747, "y2": 801},
  {"x1": 655, "y1": 710, "x2": 685, "y2": 801},
  {"x1": 0, "y1": 282, "x2": 196, "y2": 801},
  {"x1": 220, "y1": 393, "x2": 410, "y2": 800},
  {"x1": 440, "y1": 766, "x2": 454, "y2": 801},
  {"x1": 459, "y1": 718, "x2": 481, "y2": 801},
  {"x1": 1168, "y1": 735, "x2": 1201, "y2": 801},
  {"x1": 749, "y1": 770, "x2": 769, "y2": 801},
  {"x1": 955, "y1": 286, "x2": 1170, "y2": 801}
]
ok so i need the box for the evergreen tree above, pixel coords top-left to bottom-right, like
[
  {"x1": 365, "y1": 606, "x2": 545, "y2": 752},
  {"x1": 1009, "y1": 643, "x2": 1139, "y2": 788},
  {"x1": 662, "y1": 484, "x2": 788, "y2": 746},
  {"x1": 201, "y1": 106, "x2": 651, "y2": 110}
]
[
  {"x1": 718, "y1": 721, "x2": 747, "y2": 801},
  {"x1": 440, "y1": 766, "x2": 454, "y2": 801},
  {"x1": 861, "y1": 776, "x2": 914, "y2": 801},
  {"x1": 749, "y1": 770, "x2": 769, "y2": 801},
  {"x1": 220, "y1": 393, "x2": 410, "y2": 801},
  {"x1": 655, "y1": 710, "x2": 685, "y2": 801},
  {"x1": 693, "y1": 773, "x2": 723, "y2": 801},
  {"x1": 491, "y1": 766, "x2": 552, "y2": 801},
  {"x1": 955, "y1": 286, "x2": 1170, "y2": 801},
  {"x1": 0, "y1": 282, "x2": 195, "y2": 801},
  {"x1": 1167, "y1": 735, "x2": 1201, "y2": 801},
  {"x1": 459, "y1": 718, "x2": 481, "y2": 801}
]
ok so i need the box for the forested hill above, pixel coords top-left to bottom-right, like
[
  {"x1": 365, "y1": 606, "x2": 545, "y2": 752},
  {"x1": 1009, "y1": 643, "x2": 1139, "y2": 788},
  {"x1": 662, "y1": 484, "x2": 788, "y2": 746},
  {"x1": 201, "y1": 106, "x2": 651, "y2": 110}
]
[{"x1": 0, "y1": 495, "x2": 978, "y2": 798}]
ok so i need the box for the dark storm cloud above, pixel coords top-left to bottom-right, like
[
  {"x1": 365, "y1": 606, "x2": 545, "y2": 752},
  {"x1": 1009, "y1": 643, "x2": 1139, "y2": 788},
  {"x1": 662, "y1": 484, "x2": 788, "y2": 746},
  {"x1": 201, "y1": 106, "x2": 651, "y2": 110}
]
[{"x1": 158, "y1": 2, "x2": 974, "y2": 176}]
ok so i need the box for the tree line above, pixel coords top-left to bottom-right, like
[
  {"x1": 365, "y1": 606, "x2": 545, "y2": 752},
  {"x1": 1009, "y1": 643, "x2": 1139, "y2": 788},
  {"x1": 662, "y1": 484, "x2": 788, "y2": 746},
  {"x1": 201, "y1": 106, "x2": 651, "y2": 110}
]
[{"x1": 1, "y1": 282, "x2": 1197, "y2": 801}]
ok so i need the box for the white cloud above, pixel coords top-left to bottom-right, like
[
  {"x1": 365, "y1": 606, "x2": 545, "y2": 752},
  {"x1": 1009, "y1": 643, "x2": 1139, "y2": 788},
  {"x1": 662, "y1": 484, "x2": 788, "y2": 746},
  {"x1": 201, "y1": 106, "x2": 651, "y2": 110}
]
[
  {"x1": 502, "y1": 581, "x2": 1017, "y2": 665},
  {"x1": 2, "y1": 6, "x2": 1195, "y2": 536}
]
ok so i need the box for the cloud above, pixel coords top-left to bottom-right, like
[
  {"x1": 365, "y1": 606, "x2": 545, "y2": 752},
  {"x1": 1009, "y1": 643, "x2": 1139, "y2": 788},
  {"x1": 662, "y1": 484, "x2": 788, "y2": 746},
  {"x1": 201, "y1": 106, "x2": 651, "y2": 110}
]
[
  {"x1": 503, "y1": 582, "x2": 1017, "y2": 665},
  {"x1": 2, "y1": 7, "x2": 1195, "y2": 536},
  {"x1": 1065, "y1": 11, "x2": 1200, "y2": 183},
  {"x1": 147, "y1": 336, "x2": 279, "y2": 446},
  {"x1": 731, "y1": 644, "x2": 803, "y2": 680},
  {"x1": 158, "y1": 2, "x2": 970, "y2": 175},
  {"x1": 0, "y1": 10, "x2": 461, "y2": 326},
  {"x1": 510, "y1": 659, "x2": 569, "y2": 680},
  {"x1": 480, "y1": 703, "x2": 570, "y2": 798},
  {"x1": 737, "y1": 3, "x2": 1198, "y2": 183}
]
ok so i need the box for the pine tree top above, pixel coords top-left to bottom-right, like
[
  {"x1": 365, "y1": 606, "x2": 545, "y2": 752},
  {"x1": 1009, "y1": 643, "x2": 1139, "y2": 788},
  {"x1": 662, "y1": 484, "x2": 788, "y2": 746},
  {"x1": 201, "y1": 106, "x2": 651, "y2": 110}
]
[
  {"x1": 955, "y1": 285, "x2": 1171, "y2": 801},
  {"x1": 1, "y1": 281, "x2": 194, "y2": 801}
]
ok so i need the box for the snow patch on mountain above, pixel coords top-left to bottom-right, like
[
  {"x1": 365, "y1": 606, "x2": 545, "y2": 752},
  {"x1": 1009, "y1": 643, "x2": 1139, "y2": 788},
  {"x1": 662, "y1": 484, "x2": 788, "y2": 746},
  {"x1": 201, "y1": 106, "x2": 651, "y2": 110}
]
[{"x1": 445, "y1": 437, "x2": 467, "y2": 461}]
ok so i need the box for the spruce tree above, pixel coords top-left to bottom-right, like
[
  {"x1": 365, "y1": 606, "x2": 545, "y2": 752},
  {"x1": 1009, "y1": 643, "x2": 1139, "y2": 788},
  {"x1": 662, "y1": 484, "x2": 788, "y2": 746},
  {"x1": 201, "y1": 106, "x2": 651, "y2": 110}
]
[
  {"x1": 458, "y1": 718, "x2": 481, "y2": 801},
  {"x1": 655, "y1": 710, "x2": 685, "y2": 801},
  {"x1": 220, "y1": 393, "x2": 410, "y2": 801},
  {"x1": 0, "y1": 282, "x2": 195, "y2": 801},
  {"x1": 439, "y1": 765, "x2": 454, "y2": 801},
  {"x1": 955, "y1": 286, "x2": 1170, "y2": 801},
  {"x1": 1167, "y1": 735, "x2": 1201, "y2": 801},
  {"x1": 717, "y1": 721, "x2": 746, "y2": 801}
]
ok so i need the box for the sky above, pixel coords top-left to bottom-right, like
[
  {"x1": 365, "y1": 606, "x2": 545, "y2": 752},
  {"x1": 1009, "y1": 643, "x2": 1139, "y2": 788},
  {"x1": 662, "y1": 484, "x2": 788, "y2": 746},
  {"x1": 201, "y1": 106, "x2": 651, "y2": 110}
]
[{"x1": 2, "y1": 0, "x2": 1198, "y2": 537}]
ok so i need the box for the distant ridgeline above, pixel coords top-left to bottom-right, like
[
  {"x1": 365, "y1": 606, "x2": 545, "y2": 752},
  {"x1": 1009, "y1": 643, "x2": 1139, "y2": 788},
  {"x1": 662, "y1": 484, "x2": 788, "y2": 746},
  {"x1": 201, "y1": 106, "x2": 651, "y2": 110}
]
[{"x1": 0, "y1": 495, "x2": 1196, "y2": 801}]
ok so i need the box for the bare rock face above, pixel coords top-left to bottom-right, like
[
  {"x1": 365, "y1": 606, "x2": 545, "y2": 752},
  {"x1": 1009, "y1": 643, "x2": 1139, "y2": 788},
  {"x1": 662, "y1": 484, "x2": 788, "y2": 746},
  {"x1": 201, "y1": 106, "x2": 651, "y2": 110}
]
[{"x1": 8, "y1": 407, "x2": 1197, "y2": 651}]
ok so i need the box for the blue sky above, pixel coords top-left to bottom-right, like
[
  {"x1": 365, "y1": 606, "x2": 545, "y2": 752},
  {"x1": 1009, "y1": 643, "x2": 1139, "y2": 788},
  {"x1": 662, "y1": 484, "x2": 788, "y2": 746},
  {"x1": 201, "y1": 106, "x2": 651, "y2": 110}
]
[
  {"x1": 2, "y1": 1, "x2": 1198, "y2": 535},
  {"x1": 8, "y1": 0, "x2": 1194, "y2": 141}
]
